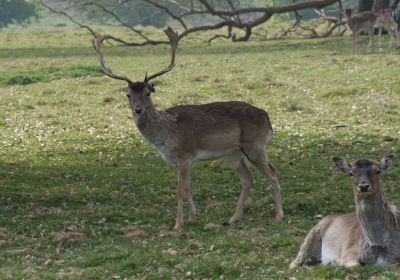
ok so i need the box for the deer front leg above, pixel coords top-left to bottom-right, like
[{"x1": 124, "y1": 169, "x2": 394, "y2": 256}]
[
  {"x1": 367, "y1": 30, "x2": 374, "y2": 52},
  {"x1": 174, "y1": 160, "x2": 191, "y2": 230},
  {"x1": 352, "y1": 34, "x2": 357, "y2": 55},
  {"x1": 378, "y1": 27, "x2": 383, "y2": 50}
]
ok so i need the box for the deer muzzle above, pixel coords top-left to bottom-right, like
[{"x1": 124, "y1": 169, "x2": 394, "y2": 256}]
[{"x1": 358, "y1": 183, "x2": 371, "y2": 193}]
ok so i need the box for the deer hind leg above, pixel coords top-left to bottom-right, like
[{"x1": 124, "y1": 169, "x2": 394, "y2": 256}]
[
  {"x1": 395, "y1": 22, "x2": 400, "y2": 48},
  {"x1": 389, "y1": 23, "x2": 400, "y2": 48},
  {"x1": 174, "y1": 160, "x2": 191, "y2": 230},
  {"x1": 187, "y1": 183, "x2": 197, "y2": 224},
  {"x1": 243, "y1": 146, "x2": 283, "y2": 223},
  {"x1": 352, "y1": 33, "x2": 357, "y2": 55},
  {"x1": 227, "y1": 153, "x2": 253, "y2": 225},
  {"x1": 290, "y1": 226, "x2": 322, "y2": 269}
]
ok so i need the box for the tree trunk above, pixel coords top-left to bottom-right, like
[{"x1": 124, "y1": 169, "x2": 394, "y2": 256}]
[{"x1": 358, "y1": 0, "x2": 374, "y2": 12}]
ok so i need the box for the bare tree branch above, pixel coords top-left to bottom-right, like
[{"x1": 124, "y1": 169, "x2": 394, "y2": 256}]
[
  {"x1": 83, "y1": 2, "x2": 152, "y2": 41},
  {"x1": 143, "y1": 0, "x2": 188, "y2": 29},
  {"x1": 39, "y1": 0, "x2": 98, "y2": 38},
  {"x1": 40, "y1": 0, "x2": 341, "y2": 46}
]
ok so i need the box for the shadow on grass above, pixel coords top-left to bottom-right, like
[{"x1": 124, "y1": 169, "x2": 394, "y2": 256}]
[{"x1": 0, "y1": 130, "x2": 398, "y2": 229}]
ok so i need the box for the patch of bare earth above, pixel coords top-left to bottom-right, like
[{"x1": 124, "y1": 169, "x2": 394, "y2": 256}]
[
  {"x1": 0, "y1": 227, "x2": 8, "y2": 237},
  {"x1": 121, "y1": 226, "x2": 146, "y2": 238},
  {"x1": 204, "y1": 223, "x2": 224, "y2": 231},
  {"x1": 54, "y1": 232, "x2": 83, "y2": 242},
  {"x1": 0, "y1": 227, "x2": 8, "y2": 246}
]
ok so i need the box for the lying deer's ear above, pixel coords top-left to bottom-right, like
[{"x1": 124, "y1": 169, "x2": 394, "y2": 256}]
[
  {"x1": 148, "y1": 83, "x2": 156, "y2": 93},
  {"x1": 379, "y1": 155, "x2": 394, "y2": 171},
  {"x1": 332, "y1": 157, "x2": 351, "y2": 175}
]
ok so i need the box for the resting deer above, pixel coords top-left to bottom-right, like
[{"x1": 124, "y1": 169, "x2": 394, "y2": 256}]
[
  {"x1": 94, "y1": 28, "x2": 283, "y2": 230},
  {"x1": 374, "y1": 8, "x2": 400, "y2": 49},
  {"x1": 290, "y1": 155, "x2": 400, "y2": 268},
  {"x1": 344, "y1": 8, "x2": 377, "y2": 54}
]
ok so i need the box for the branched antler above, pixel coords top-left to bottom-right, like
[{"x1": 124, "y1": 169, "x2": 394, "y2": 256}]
[
  {"x1": 94, "y1": 27, "x2": 179, "y2": 84},
  {"x1": 94, "y1": 35, "x2": 133, "y2": 83},
  {"x1": 145, "y1": 27, "x2": 179, "y2": 82}
]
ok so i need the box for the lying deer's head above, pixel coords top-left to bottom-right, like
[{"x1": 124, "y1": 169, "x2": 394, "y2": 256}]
[
  {"x1": 94, "y1": 27, "x2": 179, "y2": 116},
  {"x1": 333, "y1": 155, "x2": 394, "y2": 197}
]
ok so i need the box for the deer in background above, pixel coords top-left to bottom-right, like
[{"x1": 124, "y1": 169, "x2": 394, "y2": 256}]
[
  {"x1": 372, "y1": 5, "x2": 400, "y2": 49},
  {"x1": 290, "y1": 155, "x2": 400, "y2": 268},
  {"x1": 344, "y1": 8, "x2": 377, "y2": 54},
  {"x1": 94, "y1": 28, "x2": 283, "y2": 230}
]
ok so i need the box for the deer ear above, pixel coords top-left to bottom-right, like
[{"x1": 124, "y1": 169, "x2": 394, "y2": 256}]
[
  {"x1": 148, "y1": 83, "x2": 156, "y2": 93},
  {"x1": 332, "y1": 157, "x2": 351, "y2": 174},
  {"x1": 379, "y1": 155, "x2": 394, "y2": 170}
]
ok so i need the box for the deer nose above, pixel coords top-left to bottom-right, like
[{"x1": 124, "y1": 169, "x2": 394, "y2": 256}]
[
  {"x1": 358, "y1": 184, "x2": 370, "y2": 193},
  {"x1": 134, "y1": 107, "x2": 143, "y2": 114}
]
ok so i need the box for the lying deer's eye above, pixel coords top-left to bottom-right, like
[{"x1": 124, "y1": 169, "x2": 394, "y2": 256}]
[
  {"x1": 349, "y1": 171, "x2": 354, "y2": 176},
  {"x1": 375, "y1": 170, "x2": 381, "y2": 175}
]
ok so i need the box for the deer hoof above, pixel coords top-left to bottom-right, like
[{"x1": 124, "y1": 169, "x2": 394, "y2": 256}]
[
  {"x1": 289, "y1": 261, "x2": 299, "y2": 269},
  {"x1": 173, "y1": 223, "x2": 183, "y2": 231},
  {"x1": 275, "y1": 213, "x2": 284, "y2": 223},
  {"x1": 188, "y1": 216, "x2": 196, "y2": 224}
]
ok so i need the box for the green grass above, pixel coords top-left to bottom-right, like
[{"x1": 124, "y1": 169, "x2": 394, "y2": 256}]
[
  {"x1": 0, "y1": 26, "x2": 400, "y2": 279},
  {"x1": 0, "y1": 65, "x2": 101, "y2": 86}
]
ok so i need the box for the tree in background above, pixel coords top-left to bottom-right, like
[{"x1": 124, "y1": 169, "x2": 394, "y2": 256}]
[
  {"x1": 40, "y1": 0, "x2": 343, "y2": 45},
  {"x1": 0, "y1": 0, "x2": 37, "y2": 29}
]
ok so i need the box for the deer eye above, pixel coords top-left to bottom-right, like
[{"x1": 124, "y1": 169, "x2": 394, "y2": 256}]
[
  {"x1": 126, "y1": 93, "x2": 131, "y2": 99},
  {"x1": 375, "y1": 169, "x2": 381, "y2": 175},
  {"x1": 349, "y1": 171, "x2": 354, "y2": 176}
]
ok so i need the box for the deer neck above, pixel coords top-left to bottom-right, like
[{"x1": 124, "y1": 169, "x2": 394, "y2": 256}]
[
  {"x1": 133, "y1": 101, "x2": 171, "y2": 146},
  {"x1": 356, "y1": 188, "x2": 399, "y2": 247}
]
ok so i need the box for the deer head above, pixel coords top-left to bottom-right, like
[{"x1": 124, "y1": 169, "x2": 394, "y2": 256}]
[
  {"x1": 343, "y1": 8, "x2": 354, "y2": 18},
  {"x1": 94, "y1": 27, "x2": 179, "y2": 116},
  {"x1": 333, "y1": 155, "x2": 394, "y2": 198}
]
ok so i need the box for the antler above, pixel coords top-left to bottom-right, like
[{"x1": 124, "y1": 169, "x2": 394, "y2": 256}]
[
  {"x1": 94, "y1": 35, "x2": 133, "y2": 83},
  {"x1": 145, "y1": 27, "x2": 179, "y2": 82}
]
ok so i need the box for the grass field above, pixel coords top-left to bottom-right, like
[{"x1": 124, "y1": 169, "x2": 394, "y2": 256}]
[{"x1": 0, "y1": 26, "x2": 400, "y2": 279}]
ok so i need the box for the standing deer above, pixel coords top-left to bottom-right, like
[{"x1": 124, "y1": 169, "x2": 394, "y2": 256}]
[
  {"x1": 344, "y1": 8, "x2": 377, "y2": 54},
  {"x1": 374, "y1": 8, "x2": 400, "y2": 49},
  {"x1": 94, "y1": 28, "x2": 283, "y2": 230},
  {"x1": 290, "y1": 155, "x2": 400, "y2": 268}
]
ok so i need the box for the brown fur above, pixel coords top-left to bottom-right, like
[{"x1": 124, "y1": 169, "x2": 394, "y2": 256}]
[
  {"x1": 128, "y1": 83, "x2": 283, "y2": 230},
  {"x1": 374, "y1": 8, "x2": 400, "y2": 49},
  {"x1": 344, "y1": 9, "x2": 377, "y2": 54},
  {"x1": 95, "y1": 28, "x2": 283, "y2": 230},
  {"x1": 290, "y1": 156, "x2": 400, "y2": 268}
]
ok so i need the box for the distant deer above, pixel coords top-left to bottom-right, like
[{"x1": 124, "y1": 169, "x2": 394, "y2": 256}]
[
  {"x1": 290, "y1": 155, "x2": 400, "y2": 268},
  {"x1": 94, "y1": 28, "x2": 283, "y2": 230},
  {"x1": 344, "y1": 8, "x2": 377, "y2": 54},
  {"x1": 373, "y1": 8, "x2": 400, "y2": 49}
]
